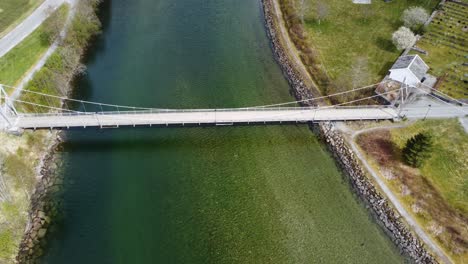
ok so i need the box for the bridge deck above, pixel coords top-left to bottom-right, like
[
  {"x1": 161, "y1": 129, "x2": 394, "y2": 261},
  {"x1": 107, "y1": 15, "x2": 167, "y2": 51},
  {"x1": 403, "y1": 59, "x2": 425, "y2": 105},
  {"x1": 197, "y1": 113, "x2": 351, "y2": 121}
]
[{"x1": 13, "y1": 107, "x2": 399, "y2": 129}]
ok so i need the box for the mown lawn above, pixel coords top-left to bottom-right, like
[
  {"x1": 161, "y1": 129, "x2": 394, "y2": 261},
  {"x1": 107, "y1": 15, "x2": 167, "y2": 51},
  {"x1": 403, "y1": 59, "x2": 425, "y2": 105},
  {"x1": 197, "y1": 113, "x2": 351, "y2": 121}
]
[
  {"x1": 302, "y1": 0, "x2": 439, "y2": 87},
  {"x1": 0, "y1": 0, "x2": 44, "y2": 36},
  {"x1": 0, "y1": 4, "x2": 68, "y2": 87},
  {"x1": 390, "y1": 119, "x2": 468, "y2": 215}
]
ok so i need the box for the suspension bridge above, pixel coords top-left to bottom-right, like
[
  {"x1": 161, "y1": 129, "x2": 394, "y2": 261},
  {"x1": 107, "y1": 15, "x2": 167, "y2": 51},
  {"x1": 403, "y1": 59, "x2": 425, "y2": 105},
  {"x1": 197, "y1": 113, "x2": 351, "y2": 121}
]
[{"x1": 0, "y1": 81, "x2": 466, "y2": 131}]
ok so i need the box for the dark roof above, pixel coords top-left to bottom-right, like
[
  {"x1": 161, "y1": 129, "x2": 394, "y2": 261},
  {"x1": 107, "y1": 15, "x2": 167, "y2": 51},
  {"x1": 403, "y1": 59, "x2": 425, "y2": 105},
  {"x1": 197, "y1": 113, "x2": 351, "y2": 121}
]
[
  {"x1": 390, "y1": 55, "x2": 429, "y2": 80},
  {"x1": 409, "y1": 56, "x2": 429, "y2": 80},
  {"x1": 391, "y1": 55, "x2": 415, "y2": 69}
]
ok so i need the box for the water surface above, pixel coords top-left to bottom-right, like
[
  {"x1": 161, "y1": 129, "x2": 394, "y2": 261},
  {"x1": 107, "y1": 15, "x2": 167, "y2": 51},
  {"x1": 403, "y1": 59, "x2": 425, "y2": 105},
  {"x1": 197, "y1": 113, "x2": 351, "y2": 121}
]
[{"x1": 43, "y1": 0, "x2": 402, "y2": 263}]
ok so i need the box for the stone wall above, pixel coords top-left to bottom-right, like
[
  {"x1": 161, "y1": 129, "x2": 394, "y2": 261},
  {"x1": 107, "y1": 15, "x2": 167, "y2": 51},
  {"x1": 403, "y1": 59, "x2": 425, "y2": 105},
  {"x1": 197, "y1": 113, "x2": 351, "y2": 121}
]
[
  {"x1": 16, "y1": 135, "x2": 64, "y2": 263},
  {"x1": 261, "y1": 0, "x2": 437, "y2": 262}
]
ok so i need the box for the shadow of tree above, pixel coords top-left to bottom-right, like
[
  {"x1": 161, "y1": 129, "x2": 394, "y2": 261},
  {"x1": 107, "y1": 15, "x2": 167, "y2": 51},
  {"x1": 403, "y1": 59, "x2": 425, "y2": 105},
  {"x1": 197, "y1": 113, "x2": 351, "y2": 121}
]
[
  {"x1": 376, "y1": 37, "x2": 397, "y2": 52},
  {"x1": 378, "y1": 61, "x2": 394, "y2": 76}
]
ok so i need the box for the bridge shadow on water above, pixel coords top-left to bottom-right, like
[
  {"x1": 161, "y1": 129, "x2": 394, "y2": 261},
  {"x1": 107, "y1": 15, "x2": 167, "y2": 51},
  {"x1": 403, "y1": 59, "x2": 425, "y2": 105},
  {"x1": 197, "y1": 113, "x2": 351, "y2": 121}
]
[{"x1": 59, "y1": 123, "x2": 317, "y2": 153}]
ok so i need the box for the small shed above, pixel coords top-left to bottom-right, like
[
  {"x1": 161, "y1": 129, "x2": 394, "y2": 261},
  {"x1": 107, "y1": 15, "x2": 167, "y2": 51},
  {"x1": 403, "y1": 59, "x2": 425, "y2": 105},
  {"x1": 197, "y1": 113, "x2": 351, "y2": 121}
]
[{"x1": 388, "y1": 55, "x2": 429, "y2": 87}]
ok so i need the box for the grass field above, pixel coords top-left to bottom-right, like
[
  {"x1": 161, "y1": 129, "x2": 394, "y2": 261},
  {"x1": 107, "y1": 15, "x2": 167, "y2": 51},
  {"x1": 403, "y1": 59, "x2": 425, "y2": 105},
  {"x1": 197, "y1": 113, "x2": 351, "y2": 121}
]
[
  {"x1": 0, "y1": 4, "x2": 68, "y2": 87},
  {"x1": 0, "y1": 0, "x2": 44, "y2": 37},
  {"x1": 357, "y1": 119, "x2": 468, "y2": 262},
  {"x1": 390, "y1": 119, "x2": 468, "y2": 214},
  {"x1": 410, "y1": 1, "x2": 468, "y2": 98},
  {"x1": 301, "y1": 0, "x2": 439, "y2": 89}
]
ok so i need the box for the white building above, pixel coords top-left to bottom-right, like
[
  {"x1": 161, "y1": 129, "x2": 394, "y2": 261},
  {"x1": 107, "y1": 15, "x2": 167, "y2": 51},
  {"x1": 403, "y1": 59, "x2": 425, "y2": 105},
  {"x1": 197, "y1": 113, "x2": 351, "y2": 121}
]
[{"x1": 388, "y1": 55, "x2": 429, "y2": 87}]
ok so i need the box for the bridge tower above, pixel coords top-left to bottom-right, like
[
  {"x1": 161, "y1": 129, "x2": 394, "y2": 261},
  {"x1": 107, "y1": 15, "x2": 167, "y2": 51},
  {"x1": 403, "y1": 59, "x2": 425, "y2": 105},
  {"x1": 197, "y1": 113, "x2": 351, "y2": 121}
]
[{"x1": 0, "y1": 85, "x2": 18, "y2": 131}]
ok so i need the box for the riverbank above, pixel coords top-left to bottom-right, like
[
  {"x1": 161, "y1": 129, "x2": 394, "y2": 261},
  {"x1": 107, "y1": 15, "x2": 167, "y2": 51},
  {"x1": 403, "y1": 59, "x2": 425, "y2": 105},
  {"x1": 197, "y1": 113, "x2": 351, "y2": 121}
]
[
  {"x1": 261, "y1": 0, "x2": 438, "y2": 262},
  {"x1": 15, "y1": 132, "x2": 64, "y2": 263},
  {"x1": 11, "y1": 0, "x2": 101, "y2": 262},
  {"x1": 261, "y1": 0, "x2": 322, "y2": 106},
  {"x1": 353, "y1": 119, "x2": 467, "y2": 263}
]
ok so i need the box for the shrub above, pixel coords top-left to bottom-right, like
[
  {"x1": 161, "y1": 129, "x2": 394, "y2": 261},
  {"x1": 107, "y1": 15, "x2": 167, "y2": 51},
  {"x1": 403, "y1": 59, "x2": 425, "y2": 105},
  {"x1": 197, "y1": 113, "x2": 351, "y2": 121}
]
[{"x1": 402, "y1": 132, "x2": 433, "y2": 168}]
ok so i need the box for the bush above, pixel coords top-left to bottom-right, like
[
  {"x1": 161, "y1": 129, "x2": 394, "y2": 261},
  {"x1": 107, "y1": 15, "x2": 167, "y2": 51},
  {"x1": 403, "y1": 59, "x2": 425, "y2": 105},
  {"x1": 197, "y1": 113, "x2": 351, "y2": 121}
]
[{"x1": 402, "y1": 132, "x2": 433, "y2": 168}]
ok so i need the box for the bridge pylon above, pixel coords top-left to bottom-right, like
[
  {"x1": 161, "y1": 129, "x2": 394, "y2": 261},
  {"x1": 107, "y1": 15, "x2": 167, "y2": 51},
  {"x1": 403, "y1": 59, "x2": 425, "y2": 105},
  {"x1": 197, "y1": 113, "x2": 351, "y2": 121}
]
[{"x1": 0, "y1": 85, "x2": 19, "y2": 132}]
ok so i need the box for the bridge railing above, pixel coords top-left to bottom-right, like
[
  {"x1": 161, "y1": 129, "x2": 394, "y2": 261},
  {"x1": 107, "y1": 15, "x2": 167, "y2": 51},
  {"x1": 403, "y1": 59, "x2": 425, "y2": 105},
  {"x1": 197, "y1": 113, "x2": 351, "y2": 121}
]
[{"x1": 16, "y1": 105, "x2": 397, "y2": 117}]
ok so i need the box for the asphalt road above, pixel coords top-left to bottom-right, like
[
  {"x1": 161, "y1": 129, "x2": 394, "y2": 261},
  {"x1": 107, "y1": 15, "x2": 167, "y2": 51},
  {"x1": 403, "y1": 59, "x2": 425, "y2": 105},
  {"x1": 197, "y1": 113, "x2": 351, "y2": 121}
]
[{"x1": 0, "y1": 0, "x2": 66, "y2": 58}]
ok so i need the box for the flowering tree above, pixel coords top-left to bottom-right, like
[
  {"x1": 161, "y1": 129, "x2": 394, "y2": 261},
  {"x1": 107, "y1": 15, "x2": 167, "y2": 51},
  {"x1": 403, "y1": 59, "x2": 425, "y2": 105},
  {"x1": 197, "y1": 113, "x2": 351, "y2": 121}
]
[
  {"x1": 392, "y1": 26, "x2": 416, "y2": 50},
  {"x1": 402, "y1": 7, "x2": 429, "y2": 29}
]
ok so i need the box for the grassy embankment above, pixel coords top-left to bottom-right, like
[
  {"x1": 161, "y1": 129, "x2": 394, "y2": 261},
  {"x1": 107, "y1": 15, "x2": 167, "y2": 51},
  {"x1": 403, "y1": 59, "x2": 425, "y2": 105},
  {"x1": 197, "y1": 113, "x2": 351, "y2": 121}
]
[
  {"x1": 0, "y1": 0, "x2": 101, "y2": 261},
  {"x1": 279, "y1": 0, "x2": 439, "y2": 100},
  {"x1": 0, "y1": 0, "x2": 44, "y2": 37},
  {"x1": 409, "y1": 1, "x2": 467, "y2": 98},
  {"x1": 356, "y1": 119, "x2": 468, "y2": 263}
]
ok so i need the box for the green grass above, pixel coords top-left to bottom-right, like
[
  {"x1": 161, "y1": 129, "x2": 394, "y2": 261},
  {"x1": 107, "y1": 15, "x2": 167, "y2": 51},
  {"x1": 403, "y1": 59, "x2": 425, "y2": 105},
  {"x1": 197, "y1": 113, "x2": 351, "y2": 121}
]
[
  {"x1": 301, "y1": 0, "x2": 439, "y2": 87},
  {"x1": 410, "y1": 1, "x2": 468, "y2": 98},
  {"x1": 0, "y1": 0, "x2": 44, "y2": 37},
  {"x1": 0, "y1": 229, "x2": 16, "y2": 259},
  {"x1": 390, "y1": 119, "x2": 468, "y2": 214},
  {"x1": 0, "y1": 28, "x2": 49, "y2": 86}
]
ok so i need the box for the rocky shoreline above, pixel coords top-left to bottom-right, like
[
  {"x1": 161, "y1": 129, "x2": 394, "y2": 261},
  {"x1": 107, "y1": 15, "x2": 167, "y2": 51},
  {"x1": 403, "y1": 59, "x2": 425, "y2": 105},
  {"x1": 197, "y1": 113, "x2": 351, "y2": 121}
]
[
  {"x1": 261, "y1": 0, "x2": 436, "y2": 262},
  {"x1": 318, "y1": 123, "x2": 436, "y2": 263},
  {"x1": 261, "y1": 0, "x2": 320, "y2": 107},
  {"x1": 16, "y1": 133, "x2": 65, "y2": 263}
]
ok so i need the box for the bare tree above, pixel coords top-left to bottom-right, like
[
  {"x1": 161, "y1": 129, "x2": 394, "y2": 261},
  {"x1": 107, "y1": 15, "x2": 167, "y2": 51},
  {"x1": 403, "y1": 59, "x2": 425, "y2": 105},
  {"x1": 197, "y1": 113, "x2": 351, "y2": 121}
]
[
  {"x1": 351, "y1": 57, "x2": 369, "y2": 89},
  {"x1": 295, "y1": 0, "x2": 311, "y2": 23},
  {"x1": 402, "y1": 7, "x2": 429, "y2": 29},
  {"x1": 360, "y1": 5, "x2": 374, "y2": 22},
  {"x1": 316, "y1": 1, "x2": 329, "y2": 25},
  {"x1": 41, "y1": 7, "x2": 65, "y2": 44},
  {"x1": 329, "y1": 56, "x2": 370, "y2": 104},
  {"x1": 392, "y1": 26, "x2": 416, "y2": 50}
]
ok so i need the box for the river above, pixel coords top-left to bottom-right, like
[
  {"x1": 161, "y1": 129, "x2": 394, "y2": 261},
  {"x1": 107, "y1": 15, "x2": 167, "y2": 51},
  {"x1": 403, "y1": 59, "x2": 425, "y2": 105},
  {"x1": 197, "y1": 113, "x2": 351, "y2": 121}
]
[{"x1": 42, "y1": 0, "x2": 403, "y2": 263}]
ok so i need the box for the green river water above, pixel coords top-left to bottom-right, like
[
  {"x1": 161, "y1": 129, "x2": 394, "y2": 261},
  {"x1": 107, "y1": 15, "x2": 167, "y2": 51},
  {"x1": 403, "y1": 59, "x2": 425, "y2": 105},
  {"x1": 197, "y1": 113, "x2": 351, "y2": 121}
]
[{"x1": 42, "y1": 0, "x2": 403, "y2": 263}]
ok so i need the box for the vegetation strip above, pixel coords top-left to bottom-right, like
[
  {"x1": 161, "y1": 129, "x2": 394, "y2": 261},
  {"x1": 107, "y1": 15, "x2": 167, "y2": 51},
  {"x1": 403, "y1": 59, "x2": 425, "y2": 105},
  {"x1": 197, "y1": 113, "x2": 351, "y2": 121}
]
[{"x1": 261, "y1": 0, "x2": 437, "y2": 262}]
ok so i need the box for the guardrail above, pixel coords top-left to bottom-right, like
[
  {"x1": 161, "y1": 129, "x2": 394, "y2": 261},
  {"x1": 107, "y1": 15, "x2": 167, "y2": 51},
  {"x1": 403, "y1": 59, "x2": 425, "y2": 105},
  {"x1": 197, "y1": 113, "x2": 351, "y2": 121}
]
[{"x1": 17, "y1": 105, "x2": 396, "y2": 118}]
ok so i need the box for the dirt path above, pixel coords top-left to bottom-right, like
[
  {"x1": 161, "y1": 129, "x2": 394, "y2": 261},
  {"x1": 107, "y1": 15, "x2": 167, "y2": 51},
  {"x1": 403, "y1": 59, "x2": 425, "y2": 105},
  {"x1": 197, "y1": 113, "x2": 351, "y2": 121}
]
[{"x1": 337, "y1": 122, "x2": 453, "y2": 264}]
